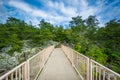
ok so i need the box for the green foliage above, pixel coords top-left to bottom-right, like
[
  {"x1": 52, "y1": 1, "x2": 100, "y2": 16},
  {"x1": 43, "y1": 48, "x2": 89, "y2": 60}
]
[
  {"x1": 93, "y1": 19, "x2": 120, "y2": 73},
  {"x1": 69, "y1": 16, "x2": 120, "y2": 73},
  {"x1": 54, "y1": 26, "x2": 67, "y2": 42},
  {"x1": 75, "y1": 36, "x2": 90, "y2": 54},
  {"x1": 0, "y1": 16, "x2": 120, "y2": 73},
  {"x1": 86, "y1": 44, "x2": 107, "y2": 64},
  {"x1": 70, "y1": 16, "x2": 85, "y2": 26},
  {"x1": 75, "y1": 42, "x2": 81, "y2": 52},
  {"x1": 86, "y1": 15, "x2": 99, "y2": 27}
]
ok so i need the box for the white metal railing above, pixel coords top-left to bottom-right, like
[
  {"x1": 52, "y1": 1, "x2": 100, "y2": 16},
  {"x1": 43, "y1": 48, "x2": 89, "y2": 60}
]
[
  {"x1": 61, "y1": 45, "x2": 120, "y2": 80},
  {"x1": 0, "y1": 45, "x2": 54, "y2": 80}
]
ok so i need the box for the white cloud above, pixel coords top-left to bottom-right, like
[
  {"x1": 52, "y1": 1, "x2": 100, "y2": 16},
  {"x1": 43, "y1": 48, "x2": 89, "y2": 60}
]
[
  {"x1": 9, "y1": 1, "x2": 32, "y2": 13},
  {"x1": 0, "y1": 0, "x2": 17, "y2": 23},
  {"x1": 3, "y1": 0, "x2": 119, "y2": 27},
  {"x1": 48, "y1": 1, "x2": 78, "y2": 17},
  {"x1": 78, "y1": 0, "x2": 98, "y2": 19},
  {"x1": 9, "y1": 1, "x2": 47, "y2": 18},
  {"x1": 8, "y1": 1, "x2": 51, "y2": 24},
  {"x1": 94, "y1": 0, "x2": 120, "y2": 26},
  {"x1": 96, "y1": 16, "x2": 104, "y2": 27},
  {"x1": 8, "y1": 0, "x2": 75, "y2": 25}
]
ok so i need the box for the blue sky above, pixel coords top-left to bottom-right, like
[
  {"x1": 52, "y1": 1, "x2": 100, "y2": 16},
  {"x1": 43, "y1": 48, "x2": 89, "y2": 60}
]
[{"x1": 0, "y1": 0, "x2": 120, "y2": 27}]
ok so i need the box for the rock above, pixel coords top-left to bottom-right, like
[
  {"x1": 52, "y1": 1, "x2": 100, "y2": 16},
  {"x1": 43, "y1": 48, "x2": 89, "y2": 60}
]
[
  {"x1": 8, "y1": 57, "x2": 19, "y2": 68},
  {"x1": 1, "y1": 45, "x2": 12, "y2": 53},
  {"x1": 13, "y1": 51, "x2": 20, "y2": 57},
  {"x1": 0, "y1": 59, "x2": 8, "y2": 69},
  {"x1": 31, "y1": 48, "x2": 38, "y2": 54},
  {"x1": 0, "y1": 53, "x2": 11, "y2": 59}
]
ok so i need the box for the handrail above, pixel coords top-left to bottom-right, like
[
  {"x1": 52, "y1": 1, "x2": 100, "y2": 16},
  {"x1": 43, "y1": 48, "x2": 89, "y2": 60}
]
[
  {"x1": 90, "y1": 59, "x2": 120, "y2": 80},
  {"x1": 1, "y1": 45, "x2": 120, "y2": 80},
  {"x1": 61, "y1": 45, "x2": 89, "y2": 80},
  {"x1": 61, "y1": 45, "x2": 120, "y2": 80},
  {"x1": 28, "y1": 45, "x2": 54, "y2": 80},
  {"x1": 91, "y1": 60, "x2": 120, "y2": 77},
  {"x1": 0, "y1": 45, "x2": 54, "y2": 80},
  {"x1": 0, "y1": 62, "x2": 26, "y2": 80}
]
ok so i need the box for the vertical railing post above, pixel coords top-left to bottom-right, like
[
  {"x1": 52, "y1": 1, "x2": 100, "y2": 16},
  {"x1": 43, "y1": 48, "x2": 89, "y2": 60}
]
[
  {"x1": 24, "y1": 62, "x2": 27, "y2": 80},
  {"x1": 72, "y1": 50, "x2": 74, "y2": 66},
  {"x1": 42, "y1": 51, "x2": 44, "y2": 67},
  {"x1": 27, "y1": 60, "x2": 30, "y2": 80},
  {"x1": 44, "y1": 50, "x2": 45, "y2": 63},
  {"x1": 89, "y1": 59, "x2": 93, "y2": 80},
  {"x1": 86, "y1": 58, "x2": 89, "y2": 80},
  {"x1": 25, "y1": 60, "x2": 30, "y2": 80}
]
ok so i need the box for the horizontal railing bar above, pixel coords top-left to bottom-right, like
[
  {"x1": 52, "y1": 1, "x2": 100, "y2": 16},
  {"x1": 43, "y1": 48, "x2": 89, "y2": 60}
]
[
  {"x1": 29, "y1": 45, "x2": 54, "y2": 80},
  {"x1": 64, "y1": 45, "x2": 89, "y2": 59},
  {"x1": 74, "y1": 50, "x2": 89, "y2": 59},
  {"x1": 61, "y1": 45, "x2": 120, "y2": 80},
  {"x1": 28, "y1": 49, "x2": 45, "y2": 61},
  {"x1": 73, "y1": 65, "x2": 84, "y2": 80},
  {"x1": 0, "y1": 45, "x2": 55, "y2": 80},
  {"x1": 1, "y1": 45, "x2": 120, "y2": 80},
  {"x1": 0, "y1": 62, "x2": 26, "y2": 79},
  {"x1": 91, "y1": 59, "x2": 120, "y2": 77}
]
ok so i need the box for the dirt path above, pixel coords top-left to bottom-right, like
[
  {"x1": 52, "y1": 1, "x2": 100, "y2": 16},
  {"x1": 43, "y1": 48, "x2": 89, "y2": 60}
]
[{"x1": 37, "y1": 48, "x2": 79, "y2": 80}]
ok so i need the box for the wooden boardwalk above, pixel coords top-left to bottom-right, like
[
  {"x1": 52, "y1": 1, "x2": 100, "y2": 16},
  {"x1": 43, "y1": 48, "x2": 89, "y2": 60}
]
[
  {"x1": 0, "y1": 46, "x2": 120, "y2": 80},
  {"x1": 37, "y1": 48, "x2": 80, "y2": 80}
]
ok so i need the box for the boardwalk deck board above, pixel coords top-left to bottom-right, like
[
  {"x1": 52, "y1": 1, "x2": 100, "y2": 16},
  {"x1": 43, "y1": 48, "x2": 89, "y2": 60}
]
[{"x1": 37, "y1": 48, "x2": 80, "y2": 80}]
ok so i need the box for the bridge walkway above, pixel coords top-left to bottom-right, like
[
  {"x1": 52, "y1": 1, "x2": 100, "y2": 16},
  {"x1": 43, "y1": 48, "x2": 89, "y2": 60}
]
[{"x1": 37, "y1": 48, "x2": 80, "y2": 80}]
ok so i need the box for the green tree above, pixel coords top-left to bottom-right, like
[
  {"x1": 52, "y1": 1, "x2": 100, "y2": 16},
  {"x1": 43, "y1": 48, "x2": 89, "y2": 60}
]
[
  {"x1": 94, "y1": 19, "x2": 120, "y2": 73},
  {"x1": 85, "y1": 15, "x2": 99, "y2": 40},
  {"x1": 86, "y1": 44, "x2": 107, "y2": 64},
  {"x1": 69, "y1": 16, "x2": 87, "y2": 36}
]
